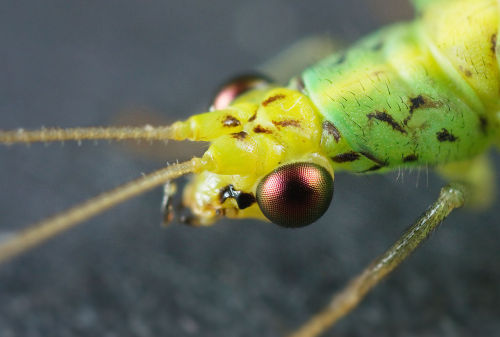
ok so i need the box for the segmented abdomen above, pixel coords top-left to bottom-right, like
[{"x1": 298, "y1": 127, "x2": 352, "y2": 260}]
[{"x1": 302, "y1": 0, "x2": 499, "y2": 173}]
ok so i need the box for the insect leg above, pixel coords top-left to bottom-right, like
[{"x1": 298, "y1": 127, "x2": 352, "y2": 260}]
[{"x1": 287, "y1": 183, "x2": 468, "y2": 337}]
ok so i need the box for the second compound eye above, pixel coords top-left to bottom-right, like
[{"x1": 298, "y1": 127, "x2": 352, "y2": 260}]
[
  {"x1": 210, "y1": 73, "x2": 271, "y2": 111},
  {"x1": 256, "y1": 162, "x2": 334, "y2": 228}
]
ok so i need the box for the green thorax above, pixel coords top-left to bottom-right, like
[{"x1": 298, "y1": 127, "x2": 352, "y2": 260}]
[{"x1": 299, "y1": 21, "x2": 496, "y2": 173}]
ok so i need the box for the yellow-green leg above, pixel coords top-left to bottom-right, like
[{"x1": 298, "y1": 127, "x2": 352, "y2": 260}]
[{"x1": 286, "y1": 182, "x2": 468, "y2": 337}]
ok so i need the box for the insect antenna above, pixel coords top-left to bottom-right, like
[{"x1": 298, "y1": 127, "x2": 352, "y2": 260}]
[
  {"x1": 0, "y1": 158, "x2": 204, "y2": 265},
  {"x1": 0, "y1": 110, "x2": 234, "y2": 263},
  {"x1": 0, "y1": 124, "x2": 188, "y2": 144},
  {"x1": 0, "y1": 105, "x2": 240, "y2": 145}
]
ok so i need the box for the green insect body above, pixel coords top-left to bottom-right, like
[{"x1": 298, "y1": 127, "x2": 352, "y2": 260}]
[
  {"x1": 172, "y1": 0, "x2": 500, "y2": 226},
  {"x1": 303, "y1": 0, "x2": 500, "y2": 173}
]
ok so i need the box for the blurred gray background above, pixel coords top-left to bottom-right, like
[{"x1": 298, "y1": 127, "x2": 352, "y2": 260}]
[{"x1": 0, "y1": 1, "x2": 499, "y2": 336}]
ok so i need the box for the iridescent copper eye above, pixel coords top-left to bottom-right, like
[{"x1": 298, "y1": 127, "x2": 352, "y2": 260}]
[
  {"x1": 210, "y1": 73, "x2": 271, "y2": 110},
  {"x1": 256, "y1": 162, "x2": 334, "y2": 228}
]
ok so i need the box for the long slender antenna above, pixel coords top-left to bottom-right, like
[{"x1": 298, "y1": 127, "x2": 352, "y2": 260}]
[
  {"x1": 0, "y1": 125, "x2": 181, "y2": 144},
  {"x1": 0, "y1": 158, "x2": 203, "y2": 265},
  {"x1": 1, "y1": 107, "x2": 243, "y2": 145}
]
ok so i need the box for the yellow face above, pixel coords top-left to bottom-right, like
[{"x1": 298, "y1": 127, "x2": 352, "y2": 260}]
[{"x1": 172, "y1": 86, "x2": 335, "y2": 227}]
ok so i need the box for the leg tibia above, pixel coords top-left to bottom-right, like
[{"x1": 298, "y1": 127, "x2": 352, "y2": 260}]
[{"x1": 286, "y1": 183, "x2": 467, "y2": 337}]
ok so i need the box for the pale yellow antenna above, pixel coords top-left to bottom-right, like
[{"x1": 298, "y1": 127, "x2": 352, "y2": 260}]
[
  {"x1": 0, "y1": 158, "x2": 204, "y2": 264},
  {"x1": 0, "y1": 125, "x2": 182, "y2": 144}
]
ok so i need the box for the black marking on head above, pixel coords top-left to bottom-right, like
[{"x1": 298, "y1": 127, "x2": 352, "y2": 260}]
[
  {"x1": 332, "y1": 152, "x2": 360, "y2": 163},
  {"x1": 262, "y1": 94, "x2": 285, "y2": 106},
  {"x1": 360, "y1": 151, "x2": 388, "y2": 167},
  {"x1": 367, "y1": 110, "x2": 407, "y2": 134},
  {"x1": 253, "y1": 125, "x2": 272, "y2": 134},
  {"x1": 235, "y1": 192, "x2": 256, "y2": 209},
  {"x1": 219, "y1": 184, "x2": 256, "y2": 210},
  {"x1": 222, "y1": 115, "x2": 241, "y2": 127},
  {"x1": 272, "y1": 119, "x2": 301, "y2": 128},
  {"x1": 436, "y1": 128, "x2": 458, "y2": 142},
  {"x1": 479, "y1": 116, "x2": 488, "y2": 134},
  {"x1": 231, "y1": 131, "x2": 248, "y2": 140},
  {"x1": 322, "y1": 121, "x2": 341, "y2": 143},
  {"x1": 491, "y1": 33, "x2": 497, "y2": 53},
  {"x1": 403, "y1": 154, "x2": 418, "y2": 162},
  {"x1": 248, "y1": 112, "x2": 257, "y2": 122}
]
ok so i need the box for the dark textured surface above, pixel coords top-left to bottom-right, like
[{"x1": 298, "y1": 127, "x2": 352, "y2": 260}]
[{"x1": 1, "y1": 1, "x2": 499, "y2": 336}]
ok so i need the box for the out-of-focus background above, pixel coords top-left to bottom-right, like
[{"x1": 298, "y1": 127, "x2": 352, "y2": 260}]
[{"x1": 1, "y1": 1, "x2": 499, "y2": 336}]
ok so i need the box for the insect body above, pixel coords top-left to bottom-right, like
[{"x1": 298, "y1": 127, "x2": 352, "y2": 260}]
[
  {"x1": 178, "y1": 0, "x2": 499, "y2": 226},
  {"x1": 304, "y1": 3, "x2": 498, "y2": 171},
  {"x1": 1, "y1": 0, "x2": 499, "y2": 336}
]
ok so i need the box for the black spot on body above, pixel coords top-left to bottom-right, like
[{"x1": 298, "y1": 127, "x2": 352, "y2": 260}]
[
  {"x1": 332, "y1": 152, "x2": 360, "y2": 163},
  {"x1": 479, "y1": 116, "x2": 488, "y2": 134},
  {"x1": 403, "y1": 96, "x2": 420, "y2": 125},
  {"x1": 436, "y1": 128, "x2": 458, "y2": 142},
  {"x1": 362, "y1": 165, "x2": 383, "y2": 173},
  {"x1": 231, "y1": 131, "x2": 248, "y2": 140},
  {"x1": 262, "y1": 94, "x2": 285, "y2": 106},
  {"x1": 409, "y1": 95, "x2": 425, "y2": 114},
  {"x1": 253, "y1": 125, "x2": 272, "y2": 134},
  {"x1": 322, "y1": 121, "x2": 341, "y2": 142},
  {"x1": 404, "y1": 95, "x2": 442, "y2": 125},
  {"x1": 222, "y1": 115, "x2": 241, "y2": 127},
  {"x1": 403, "y1": 154, "x2": 418, "y2": 162},
  {"x1": 367, "y1": 110, "x2": 407, "y2": 134},
  {"x1": 219, "y1": 185, "x2": 256, "y2": 210},
  {"x1": 360, "y1": 151, "x2": 388, "y2": 167}
]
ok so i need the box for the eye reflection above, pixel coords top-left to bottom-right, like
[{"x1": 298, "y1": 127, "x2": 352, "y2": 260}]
[{"x1": 256, "y1": 162, "x2": 334, "y2": 228}]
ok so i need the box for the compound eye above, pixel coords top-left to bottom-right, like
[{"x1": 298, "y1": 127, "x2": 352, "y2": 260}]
[
  {"x1": 256, "y1": 162, "x2": 334, "y2": 228},
  {"x1": 210, "y1": 73, "x2": 271, "y2": 110}
]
